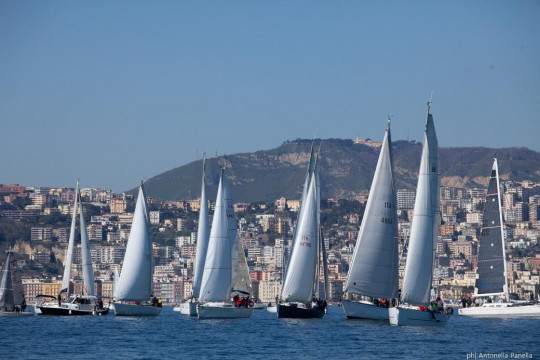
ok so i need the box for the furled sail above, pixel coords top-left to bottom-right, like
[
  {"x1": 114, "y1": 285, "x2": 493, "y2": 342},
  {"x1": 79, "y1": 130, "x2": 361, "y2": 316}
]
[
  {"x1": 192, "y1": 157, "x2": 210, "y2": 299},
  {"x1": 345, "y1": 122, "x2": 399, "y2": 299},
  {"x1": 199, "y1": 171, "x2": 232, "y2": 302},
  {"x1": 402, "y1": 109, "x2": 438, "y2": 306},
  {"x1": 281, "y1": 174, "x2": 318, "y2": 303},
  {"x1": 117, "y1": 185, "x2": 153, "y2": 301},
  {"x1": 475, "y1": 159, "x2": 507, "y2": 296}
]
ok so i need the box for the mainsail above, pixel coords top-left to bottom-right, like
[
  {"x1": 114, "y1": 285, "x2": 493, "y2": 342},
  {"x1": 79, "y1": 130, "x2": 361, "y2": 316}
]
[
  {"x1": 232, "y1": 244, "x2": 253, "y2": 295},
  {"x1": 475, "y1": 159, "x2": 507, "y2": 296},
  {"x1": 79, "y1": 192, "x2": 95, "y2": 296},
  {"x1": 192, "y1": 157, "x2": 210, "y2": 299},
  {"x1": 345, "y1": 122, "x2": 399, "y2": 299},
  {"x1": 401, "y1": 106, "x2": 438, "y2": 306},
  {"x1": 223, "y1": 174, "x2": 238, "y2": 292},
  {"x1": 284, "y1": 144, "x2": 315, "y2": 285},
  {"x1": 281, "y1": 174, "x2": 318, "y2": 303},
  {"x1": 199, "y1": 171, "x2": 233, "y2": 302},
  {"x1": 117, "y1": 185, "x2": 153, "y2": 302},
  {"x1": 61, "y1": 180, "x2": 79, "y2": 294},
  {"x1": 0, "y1": 250, "x2": 15, "y2": 311}
]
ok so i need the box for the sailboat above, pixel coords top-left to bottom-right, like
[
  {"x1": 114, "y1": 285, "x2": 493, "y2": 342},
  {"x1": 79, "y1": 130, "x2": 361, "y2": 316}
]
[
  {"x1": 177, "y1": 157, "x2": 210, "y2": 316},
  {"x1": 114, "y1": 183, "x2": 161, "y2": 316},
  {"x1": 389, "y1": 102, "x2": 451, "y2": 326},
  {"x1": 459, "y1": 159, "x2": 540, "y2": 317},
  {"x1": 278, "y1": 151, "x2": 326, "y2": 319},
  {"x1": 197, "y1": 169, "x2": 253, "y2": 319},
  {"x1": 0, "y1": 248, "x2": 33, "y2": 317},
  {"x1": 343, "y1": 120, "x2": 399, "y2": 320},
  {"x1": 37, "y1": 181, "x2": 109, "y2": 315},
  {"x1": 231, "y1": 242, "x2": 258, "y2": 308}
]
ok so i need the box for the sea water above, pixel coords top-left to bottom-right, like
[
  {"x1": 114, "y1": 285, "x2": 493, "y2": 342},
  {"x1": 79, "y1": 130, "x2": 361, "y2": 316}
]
[{"x1": 1, "y1": 306, "x2": 538, "y2": 359}]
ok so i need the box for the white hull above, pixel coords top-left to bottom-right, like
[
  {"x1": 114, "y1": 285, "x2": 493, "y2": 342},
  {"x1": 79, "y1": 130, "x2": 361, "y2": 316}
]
[
  {"x1": 0, "y1": 311, "x2": 34, "y2": 317},
  {"x1": 114, "y1": 303, "x2": 162, "y2": 316},
  {"x1": 198, "y1": 303, "x2": 253, "y2": 319},
  {"x1": 267, "y1": 305, "x2": 277, "y2": 313},
  {"x1": 342, "y1": 300, "x2": 389, "y2": 320},
  {"x1": 389, "y1": 306, "x2": 450, "y2": 326},
  {"x1": 459, "y1": 303, "x2": 540, "y2": 318},
  {"x1": 174, "y1": 301, "x2": 198, "y2": 316}
]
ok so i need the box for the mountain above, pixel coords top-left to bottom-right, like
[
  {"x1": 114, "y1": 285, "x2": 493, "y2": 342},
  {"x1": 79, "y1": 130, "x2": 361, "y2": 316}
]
[{"x1": 135, "y1": 139, "x2": 540, "y2": 203}]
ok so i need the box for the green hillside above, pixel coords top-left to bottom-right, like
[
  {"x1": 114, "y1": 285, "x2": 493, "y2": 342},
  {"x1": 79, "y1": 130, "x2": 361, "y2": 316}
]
[{"x1": 135, "y1": 139, "x2": 540, "y2": 202}]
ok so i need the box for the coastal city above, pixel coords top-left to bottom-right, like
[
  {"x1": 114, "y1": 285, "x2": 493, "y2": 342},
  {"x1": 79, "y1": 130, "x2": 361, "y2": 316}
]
[
  {"x1": 2, "y1": 1, "x2": 539, "y2": 359},
  {"x1": 2, "y1": 159, "x2": 539, "y2": 307}
]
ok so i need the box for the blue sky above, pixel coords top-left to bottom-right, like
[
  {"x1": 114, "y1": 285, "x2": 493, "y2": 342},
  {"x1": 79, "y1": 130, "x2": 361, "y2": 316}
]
[{"x1": 1, "y1": 1, "x2": 539, "y2": 192}]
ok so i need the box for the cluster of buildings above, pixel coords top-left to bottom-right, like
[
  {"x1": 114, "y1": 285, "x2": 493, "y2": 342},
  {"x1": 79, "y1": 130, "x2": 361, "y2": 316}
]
[{"x1": 1, "y1": 177, "x2": 540, "y2": 305}]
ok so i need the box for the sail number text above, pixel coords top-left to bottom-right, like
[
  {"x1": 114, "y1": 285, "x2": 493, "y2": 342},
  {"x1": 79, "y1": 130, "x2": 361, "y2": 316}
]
[
  {"x1": 300, "y1": 236, "x2": 311, "y2": 247},
  {"x1": 381, "y1": 217, "x2": 393, "y2": 224}
]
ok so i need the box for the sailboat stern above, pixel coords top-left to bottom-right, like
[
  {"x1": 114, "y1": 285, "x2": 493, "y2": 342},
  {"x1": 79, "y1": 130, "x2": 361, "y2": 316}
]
[
  {"x1": 342, "y1": 300, "x2": 389, "y2": 320},
  {"x1": 176, "y1": 300, "x2": 198, "y2": 316},
  {"x1": 197, "y1": 302, "x2": 253, "y2": 319},
  {"x1": 389, "y1": 305, "x2": 450, "y2": 326}
]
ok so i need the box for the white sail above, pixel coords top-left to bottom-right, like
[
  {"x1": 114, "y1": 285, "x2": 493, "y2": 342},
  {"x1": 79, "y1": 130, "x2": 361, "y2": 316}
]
[
  {"x1": 192, "y1": 158, "x2": 210, "y2": 298},
  {"x1": 301, "y1": 144, "x2": 316, "y2": 214},
  {"x1": 199, "y1": 171, "x2": 232, "y2": 302},
  {"x1": 222, "y1": 174, "x2": 238, "y2": 290},
  {"x1": 117, "y1": 185, "x2": 153, "y2": 302},
  {"x1": 61, "y1": 180, "x2": 79, "y2": 294},
  {"x1": 284, "y1": 145, "x2": 315, "y2": 283},
  {"x1": 345, "y1": 122, "x2": 399, "y2": 299},
  {"x1": 281, "y1": 174, "x2": 318, "y2": 303},
  {"x1": 79, "y1": 193, "x2": 95, "y2": 296},
  {"x1": 401, "y1": 111, "x2": 438, "y2": 306}
]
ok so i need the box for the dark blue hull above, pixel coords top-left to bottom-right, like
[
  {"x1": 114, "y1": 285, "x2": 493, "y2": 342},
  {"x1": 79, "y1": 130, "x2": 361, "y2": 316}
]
[
  {"x1": 39, "y1": 306, "x2": 109, "y2": 316},
  {"x1": 277, "y1": 304, "x2": 325, "y2": 319}
]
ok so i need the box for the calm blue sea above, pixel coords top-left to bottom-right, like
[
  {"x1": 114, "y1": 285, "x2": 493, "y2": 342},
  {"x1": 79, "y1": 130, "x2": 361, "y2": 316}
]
[{"x1": 1, "y1": 306, "x2": 538, "y2": 359}]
